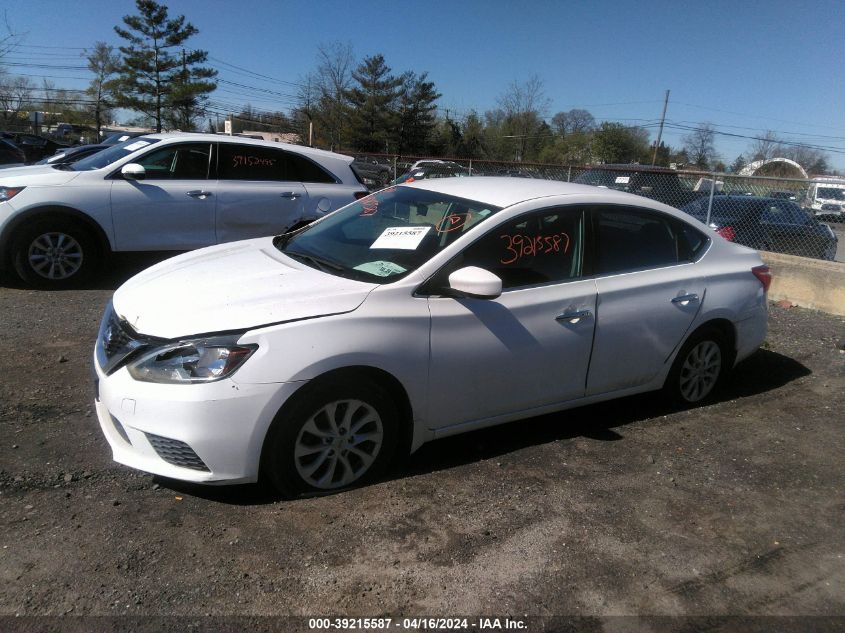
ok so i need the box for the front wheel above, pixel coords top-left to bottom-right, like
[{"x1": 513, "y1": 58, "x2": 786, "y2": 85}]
[
  {"x1": 11, "y1": 218, "x2": 99, "y2": 287},
  {"x1": 261, "y1": 377, "x2": 398, "y2": 497},
  {"x1": 664, "y1": 329, "x2": 729, "y2": 405}
]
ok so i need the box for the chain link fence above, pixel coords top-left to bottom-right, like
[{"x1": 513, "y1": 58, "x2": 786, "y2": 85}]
[{"x1": 352, "y1": 154, "x2": 842, "y2": 263}]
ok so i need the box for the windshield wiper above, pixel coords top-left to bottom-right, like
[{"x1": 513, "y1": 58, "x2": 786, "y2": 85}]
[{"x1": 283, "y1": 250, "x2": 345, "y2": 274}]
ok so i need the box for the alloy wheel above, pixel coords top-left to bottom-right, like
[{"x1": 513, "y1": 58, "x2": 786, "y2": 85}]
[
  {"x1": 678, "y1": 340, "x2": 722, "y2": 402},
  {"x1": 294, "y1": 399, "x2": 384, "y2": 489},
  {"x1": 27, "y1": 232, "x2": 84, "y2": 280}
]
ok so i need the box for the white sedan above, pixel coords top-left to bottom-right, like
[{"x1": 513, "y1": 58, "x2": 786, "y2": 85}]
[{"x1": 93, "y1": 178, "x2": 769, "y2": 496}]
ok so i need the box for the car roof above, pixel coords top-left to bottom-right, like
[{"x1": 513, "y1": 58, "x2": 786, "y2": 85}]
[
  {"x1": 399, "y1": 176, "x2": 664, "y2": 208},
  {"x1": 138, "y1": 132, "x2": 353, "y2": 163}
]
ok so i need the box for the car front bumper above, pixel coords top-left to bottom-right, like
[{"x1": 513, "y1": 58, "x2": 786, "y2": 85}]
[{"x1": 93, "y1": 359, "x2": 304, "y2": 484}]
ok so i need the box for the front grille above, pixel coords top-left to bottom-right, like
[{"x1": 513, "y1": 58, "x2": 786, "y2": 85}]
[
  {"x1": 145, "y1": 433, "x2": 210, "y2": 472},
  {"x1": 96, "y1": 303, "x2": 158, "y2": 375}
]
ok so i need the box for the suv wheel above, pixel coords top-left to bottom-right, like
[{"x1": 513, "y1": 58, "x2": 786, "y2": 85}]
[{"x1": 12, "y1": 218, "x2": 99, "y2": 287}]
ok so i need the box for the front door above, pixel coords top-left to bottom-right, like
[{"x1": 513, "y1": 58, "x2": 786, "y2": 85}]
[
  {"x1": 110, "y1": 142, "x2": 216, "y2": 251},
  {"x1": 425, "y1": 207, "x2": 596, "y2": 429}
]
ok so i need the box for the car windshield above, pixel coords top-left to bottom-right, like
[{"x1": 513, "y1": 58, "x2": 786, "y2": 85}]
[
  {"x1": 816, "y1": 187, "x2": 845, "y2": 201},
  {"x1": 69, "y1": 137, "x2": 161, "y2": 171},
  {"x1": 276, "y1": 186, "x2": 502, "y2": 283}
]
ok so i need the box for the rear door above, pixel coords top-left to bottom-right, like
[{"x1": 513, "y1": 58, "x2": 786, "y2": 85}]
[
  {"x1": 215, "y1": 142, "x2": 308, "y2": 242},
  {"x1": 586, "y1": 207, "x2": 708, "y2": 396}
]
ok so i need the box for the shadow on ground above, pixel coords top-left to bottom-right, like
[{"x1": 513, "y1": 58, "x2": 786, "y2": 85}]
[
  {"x1": 154, "y1": 348, "x2": 810, "y2": 505},
  {"x1": 0, "y1": 252, "x2": 177, "y2": 291}
]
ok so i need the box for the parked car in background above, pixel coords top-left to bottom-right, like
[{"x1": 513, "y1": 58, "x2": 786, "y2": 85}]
[
  {"x1": 680, "y1": 195, "x2": 837, "y2": 261},
  {"x1": 101, "y1": 131, "x2": 147, "y2": 146},
  {"x1": 2, "y1": 134, "x2": 70, "y2": 163},
  {"x1": 806, "y1": 179, "x2": 845, "y2": 220},
  {"x1": 0, "y1": 138, "x2": 26, "y2": 168},
  {"x1": 36, "y1": 144, "x2": 109, "y2": 166},
  {"x1": 0, "y1": 133, "x2": 367, "y2": 286},
  {"x1": 574, "y1": 164, "x2": 713, "y2": 209},
  {"x1": 393, "y1": 162, "x2": 470, "y2": 184},
  {"x1": 351, "y1": 157, "x2": 393, "y2": 189},
  {"x1": 93, "y1": 177, "x2": 769, "y2": 496}
]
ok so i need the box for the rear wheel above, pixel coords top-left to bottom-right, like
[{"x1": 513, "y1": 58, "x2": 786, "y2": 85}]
[
  {"x1": 262, "y1": 377, "x2": 398, "y2": 497},
  {"x1": 12, "y1": 218, "x2": 100, "y2": 287},
  {"x1": 665, "y1": 328, "x2": 729, "y2": 405}
]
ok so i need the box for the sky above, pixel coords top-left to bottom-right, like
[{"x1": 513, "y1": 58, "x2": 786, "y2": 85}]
[{"x1": 3, "y1": 0, "x2": 844, "y2": 169}]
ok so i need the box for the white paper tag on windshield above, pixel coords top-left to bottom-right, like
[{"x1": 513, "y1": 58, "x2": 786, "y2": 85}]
[
  {"x1": 124, "y1": 141, "x2": 150, "y2": 152},
  {"x1": 615, "y1": 176, "x2": 631, "y2": 184},
  {"x1": 353, "y1": 260, "x2": 407, "y2": 277},
  {"x1": 370, "y1": 226, "x2": 430, "y2": 250}
]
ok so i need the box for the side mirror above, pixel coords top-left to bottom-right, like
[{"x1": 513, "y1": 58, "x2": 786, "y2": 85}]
[
  {"x1": 121, "y1": 163, "x2": 146, "y2": 180},
  {"x1": 447, "y1": 266, "x2": 502, "y2": 300}
]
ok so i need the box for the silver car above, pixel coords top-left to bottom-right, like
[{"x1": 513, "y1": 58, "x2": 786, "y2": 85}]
[{"x1": 0, "y1": 134, "x2": 367, "y2": 287}]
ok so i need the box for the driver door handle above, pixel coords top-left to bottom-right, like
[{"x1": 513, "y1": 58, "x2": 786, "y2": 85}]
[
  {"x1": 280, "y1": 191, "x2": 301, "y2": 199},
  {"x1": 186, "y1": 190, "x2": 212, "y2": 199},
  {"x1": 556, "y1": 309, "x2": 592, "y2": 324}
]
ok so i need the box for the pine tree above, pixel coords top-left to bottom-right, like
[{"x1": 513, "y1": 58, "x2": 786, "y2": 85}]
[
  {"x1": 110, "y1": 0, "x2": 216, "y2": 132},
  {"x1": 394, "y1": 72, "x2": 441, "y2": 155},
  {"x1": 345, "y1": 54, "x2": 401, "y2": 153}
]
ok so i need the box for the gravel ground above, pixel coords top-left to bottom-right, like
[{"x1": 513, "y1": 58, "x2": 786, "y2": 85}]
[{"x1": 0, "y1": 257, "x2": 843, "y2": 628}]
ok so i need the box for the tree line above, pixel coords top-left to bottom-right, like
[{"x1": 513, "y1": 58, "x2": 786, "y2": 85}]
[{"x1": 0, "y1": 0, "x2": 833, "y2": 174}]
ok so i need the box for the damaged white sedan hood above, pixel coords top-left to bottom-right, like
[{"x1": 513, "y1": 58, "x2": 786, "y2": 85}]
[{"x1": 113, "y1": 237, "x2": 377, "y2": 339}]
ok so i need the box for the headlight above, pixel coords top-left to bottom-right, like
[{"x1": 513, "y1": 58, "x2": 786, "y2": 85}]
[
  {"x1": 126, "y1": 335, "x2": 257, "y2": 384},
  {"x1": 0, "y1": 186, "x2": 25, "y2": 202}
]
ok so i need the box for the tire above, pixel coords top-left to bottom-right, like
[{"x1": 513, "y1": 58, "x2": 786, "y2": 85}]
[
  {"x1": 11, "y1": 217, "x2": 100, "y2": 288},
  {"x1": 664, "y1": 328, "x2": 730, "y2": 406},
  {"x1": 261, "y1": 377, "x2": 399, "y2": 498}
]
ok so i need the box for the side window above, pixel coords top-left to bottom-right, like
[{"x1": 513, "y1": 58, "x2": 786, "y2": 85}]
[
  {"x1": 286, "y1": 152, "x2": 336, "y2": 183},
  {"x1": 437, "y1": 208, "x2": 583, "y2": 290},
  {"x1": 136, "y1": 143, "x2": 210, "y2": 180},
  {"x1": 674, "y1": 220, "x2": 709, "y2": 261},
  {"x1": 595, "y1": 208, "x2": 684, "y2": 274},
  {"x1": 218, "y1": 144, "x2": 286, "y2": 181},
  {"x1": 217, "y1": 144, "x2": 336, "y2": 183}
]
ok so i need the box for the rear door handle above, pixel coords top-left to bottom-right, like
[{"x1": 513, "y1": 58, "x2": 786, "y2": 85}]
[
  {"x1": 280, "y1": 191, "x2": 301, "y2": 199},
  {"x1": 672, "y1": 293, "x2": 699, "y2": 306},
  {"x1": 555, "y1": 309, "x2": 593, "y2": 324},
  {"x1": 186, "y1": 190, "x2": 212, "y2": 199}
]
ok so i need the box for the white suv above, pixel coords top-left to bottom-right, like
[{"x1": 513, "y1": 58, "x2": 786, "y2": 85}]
[{"x1": 0, "y1": 134, "x2": 367, "y2": 286}]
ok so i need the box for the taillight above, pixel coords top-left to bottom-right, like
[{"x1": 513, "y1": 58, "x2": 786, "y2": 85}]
[
  {"x1": 752, "y1": 265, "x2": 772, "y2": 292},
  {"x1": 354, "y1": 191, "x2": 368, "y2": 200},
  {"x1": 717, "y1": 225, "x2": 736, "y2": 241}
]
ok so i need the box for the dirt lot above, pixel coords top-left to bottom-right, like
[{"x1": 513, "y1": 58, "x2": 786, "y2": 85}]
[{"x1": 0, "y1": 256, "x2": 843, "y2": 629}]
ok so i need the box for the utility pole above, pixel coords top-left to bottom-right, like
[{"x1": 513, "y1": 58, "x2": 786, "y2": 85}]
[{"x1": 651, "y1": 89, "x2": 670, "y2": 165}]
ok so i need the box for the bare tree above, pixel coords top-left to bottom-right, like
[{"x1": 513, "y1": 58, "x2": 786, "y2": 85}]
[
  {"x1": 497, "y1": 74, "x2": 550, "y2": 160},
  {"x1": 749, "y1": 130, "x2": 781, "y2": 161},
  {"x1": 0, "y1": 74, "x2": 34, "y2": 129},
  {"x1": 84, "y1": 42, "x2": 119, "y2": 139},
  {"x1": 313, "y1": 41, "x2": 355, "y2": 150},
  {"x1": 683, "y1": 123, "x2": 718, "y2": 169}
]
